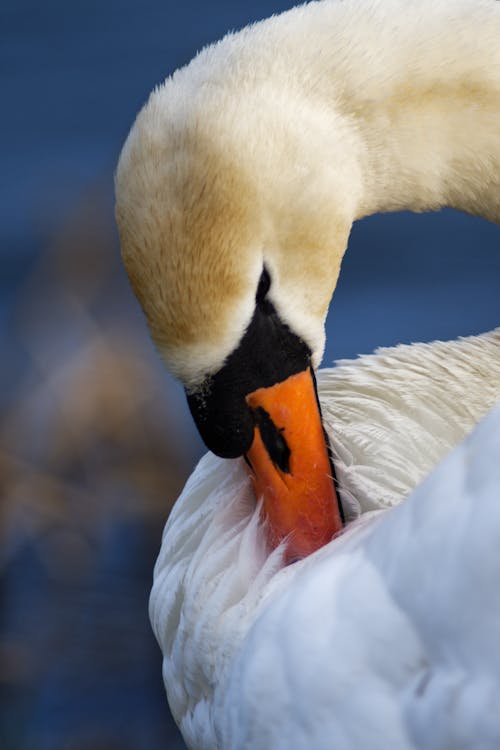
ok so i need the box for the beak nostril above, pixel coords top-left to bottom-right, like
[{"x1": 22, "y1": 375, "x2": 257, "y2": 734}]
[{"x1": 252, "y1": 406, "x2": 291, "y2": 474}]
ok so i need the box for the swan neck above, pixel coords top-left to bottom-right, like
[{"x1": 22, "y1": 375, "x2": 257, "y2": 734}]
[
  {"x1": 355, "y1": 82, "x2": 500, "y2": 223},
  {"x1": 341, "y1": 6, "x2": 500, "y2": 223}
]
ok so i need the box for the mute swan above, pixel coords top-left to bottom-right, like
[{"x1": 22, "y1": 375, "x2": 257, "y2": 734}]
[{"x1": 114, "y1": 0, "x2": 500, "y2": 746}]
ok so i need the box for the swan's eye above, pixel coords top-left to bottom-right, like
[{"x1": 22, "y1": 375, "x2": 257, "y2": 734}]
[{"x1": 256, "y1": 266, "x2": 271, "y2": 303}]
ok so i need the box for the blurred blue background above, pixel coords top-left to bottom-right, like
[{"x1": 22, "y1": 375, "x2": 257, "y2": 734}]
[{"x1": 1, "y1": 2, "x2": 498, "y2": 749}]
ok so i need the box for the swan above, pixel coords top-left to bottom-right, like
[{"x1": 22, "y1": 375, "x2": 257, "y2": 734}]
[{"x1": 114, "y1": 0, "x2": 500, "y2": 746}]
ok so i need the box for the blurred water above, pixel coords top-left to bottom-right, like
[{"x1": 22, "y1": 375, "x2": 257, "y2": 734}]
[
  {"x1": 328, "y1": 209, "x2": 500, "y2": 364},
  {"x1": 1, "y1": 2, "x2": 499, "y2": 749}
]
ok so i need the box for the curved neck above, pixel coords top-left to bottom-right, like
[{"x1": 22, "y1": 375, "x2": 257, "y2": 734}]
[
  {"x1": 176, "y1": 0, "x2": 500, "y2": 228},
  {"x1": 321, "y1": 2, "x2": 500, "y2": 225},
  {"x1": 354, "y1": 80, "x2": 500, "y2": 224},
  {"x1": 258, "y1": 0, "x2": 500, "y2": 225}
]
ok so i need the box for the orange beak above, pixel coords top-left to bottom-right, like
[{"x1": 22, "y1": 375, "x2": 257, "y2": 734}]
[{"x1": 245, "y1": 368, "x2": 343, "y2": 563}]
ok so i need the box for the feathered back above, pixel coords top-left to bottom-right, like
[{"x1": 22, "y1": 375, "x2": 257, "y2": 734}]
[{"x1": 322, "y1": 329, "x2": 500, "y2": 518}]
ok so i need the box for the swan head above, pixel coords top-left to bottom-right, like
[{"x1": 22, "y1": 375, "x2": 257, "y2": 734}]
[{"x1": 115, "y1": 69, "x2": 362, "y2": 560}]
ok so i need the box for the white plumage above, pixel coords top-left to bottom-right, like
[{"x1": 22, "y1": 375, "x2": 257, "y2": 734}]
[{"x1": 151, "y1": 330, "x2": 500, "y2": 749}]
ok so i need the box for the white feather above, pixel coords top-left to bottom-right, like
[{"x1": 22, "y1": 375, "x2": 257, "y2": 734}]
[{"x1": 151, "y1": 329, "x2": 500, "y2": 749}]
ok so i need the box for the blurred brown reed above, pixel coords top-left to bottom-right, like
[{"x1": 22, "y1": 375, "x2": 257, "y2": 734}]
[{"x1": 0, "y1": 182, "x2": 197, "y2": 749}]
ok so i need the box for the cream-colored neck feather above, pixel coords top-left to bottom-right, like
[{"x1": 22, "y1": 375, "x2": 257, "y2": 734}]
[
  {"x1": 231, "y1": 0, "x2": 500, "y2": 223},
  {"x1": 115, "y1": 0, "x2": 500, "y2": 387},
  {"x1": 280, "y1": 0, "x2": 500, "y2": 223},
  {"x1": 223, "y1": 0, "x2": 500, "y2": 221},
  {"x1": 350, "y1": 19, "x2": 500, "y2": 223}
]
